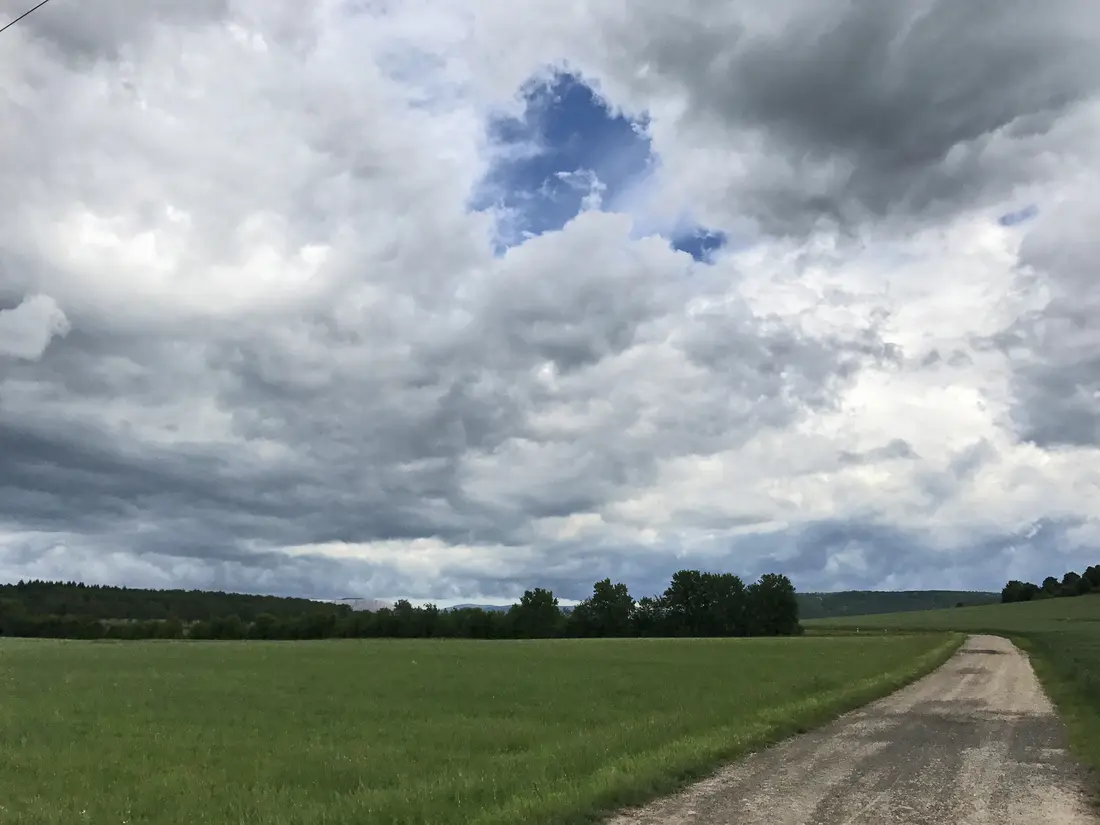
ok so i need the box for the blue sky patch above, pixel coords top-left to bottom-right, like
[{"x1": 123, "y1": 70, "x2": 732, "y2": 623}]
[
  {"x1": 998, "y1": 204, "x2": 1039, "y2": 227},
  {"x1": 475, "y1": 71, "x2": 654, "y2": 250},
  {"x1": 671, "y1": 228, "x2": 728, "y2": 263}
]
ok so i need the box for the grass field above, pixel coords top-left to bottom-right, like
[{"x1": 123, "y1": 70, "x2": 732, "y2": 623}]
[
  {"x1": 807, "y1": 594, "x2": 1100, "y2": 795},
  {"x1": 0, "y1": 635, "x2": 959, "y2": 825}
]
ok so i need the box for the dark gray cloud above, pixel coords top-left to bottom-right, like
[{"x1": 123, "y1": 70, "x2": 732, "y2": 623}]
[
  {"x1": 998, "y1": 193, "x2": 1100, "y2": 448},
  {"x1": 756, "y1": 517, "x2": 1093, "y2": 593},
  {"x1": 0, "y1": 239, "x2": 887, "y2": 559},
  {"x1": 19, "y1": 0, "x2": 230, "y2": 63},
  {"x1": 591, "y1": 0, "x2": 1100, "y2": 234}
]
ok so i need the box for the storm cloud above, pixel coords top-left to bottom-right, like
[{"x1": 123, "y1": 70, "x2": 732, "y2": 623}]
[{"x1": 1, "y1": 0, "x2": 1098, "y2": 603}]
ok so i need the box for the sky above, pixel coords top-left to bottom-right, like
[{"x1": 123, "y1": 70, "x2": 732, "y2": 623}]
[{"x1": 1, "y1": 0, "x2": 1099, "y2": 605}]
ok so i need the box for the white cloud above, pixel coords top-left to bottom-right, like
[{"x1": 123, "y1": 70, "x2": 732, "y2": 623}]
[
  {"x1": 1, "y1": 1, "x2": 1098, "y2": 600},
  {"x1": 0, "y1": 295, "x2": 71, "y2": 361}
]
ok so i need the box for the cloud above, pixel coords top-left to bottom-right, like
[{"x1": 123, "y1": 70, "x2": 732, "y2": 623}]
[
  {"x1": 1, "y1": 0, "x2": 1098, "y2": 602},
  {"x1": 0, "y1": 295, "x2": 71, "y2": 361},
  {"x1": 534, "y1": 0, "x2": 1100, "y2": 237},
  {"x1": 999, "y1": 180, "x2": 1100, "y2": 448}
]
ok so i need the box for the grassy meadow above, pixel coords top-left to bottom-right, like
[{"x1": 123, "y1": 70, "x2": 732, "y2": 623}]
[
  {"x1": 807, "y1": 594, "x2": 1100, "y2": 793},
  {"x1": 0, "y1": 634, "x2": 958, "y2": 825}
]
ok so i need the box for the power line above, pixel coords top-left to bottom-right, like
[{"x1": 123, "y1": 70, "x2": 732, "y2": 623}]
[{"x1": 0, "y1": 0, "x2": 55, "y2": 36}]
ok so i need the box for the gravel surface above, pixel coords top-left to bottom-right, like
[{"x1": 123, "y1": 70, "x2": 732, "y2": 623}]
[{"x1": 607, "y1": 635, "x2": 1097, "y2": 825}]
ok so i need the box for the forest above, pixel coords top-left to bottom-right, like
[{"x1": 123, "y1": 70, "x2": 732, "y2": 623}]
[
  {"x1": 0, "y1": 571, "x2": 800, "y2": 640},
  {"x1": 1001, "y1": 564, "x2": 1100, "y2": 603}
]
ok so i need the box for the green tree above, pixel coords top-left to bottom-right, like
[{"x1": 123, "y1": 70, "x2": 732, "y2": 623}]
[
  {"x1": 508, "y1": 588, "x2": 561, "y2": 638},
  {"x1": 747, "y1": 573, "x2": 800, "y2": 636},
  {"x1": 702, "y1": 572, "x2": 748, "y2": 636},
  {"x1": 630, "y1": 596, "x2": 666, "y2": 636},
  {"x1": 452, "y1": 607, "x2": 503, "y2": 639},
  {"x1": 661, "y1": 570, "x2": 709, "y2": 636},
  {"x1": 391, "y1": 600, "x2": 418, "y2": 638},
  {"x1": 1060, "y1": 571, "x2": 1082, "y2": 597},
  {"x1": 250, "y1": 613, "x2": 278, "y2": 640},
  {"x1": 573, "y1": 579, "x2": 634, "y2": 637},
  {"x1": 0, "y1": 598, "x2": 29, "y2": 637},
  {"x1": 159, "y1": 616, "x2": 185, "y2": 639},
  {"x1": 211, "y1": 614, "x2": 246, "y2": 640},
  {"x1": 420, "y1": 603, "x2": 441, "y2": 638},
  {"x1": 1001, "y1": 580, "x2": 1039, "y2": 603}
]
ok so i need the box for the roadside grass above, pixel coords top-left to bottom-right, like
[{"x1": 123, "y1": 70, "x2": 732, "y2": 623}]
[
  {"x1": 807, "y1": 594, "x2": 1100, "y2": 801},
  {"x1": 0, "y1": 634, "x2": 958, "y2": 825}
]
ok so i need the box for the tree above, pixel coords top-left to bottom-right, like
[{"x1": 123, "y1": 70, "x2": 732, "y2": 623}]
[
  {"x1": 390, "y1": 600, "x2": 418, "y2": 638},
  {"x1": 1041, "y1": 576, "x2": 1061, "y2": 597},
  {"x1": 421, "y1": 603, "x2": 441, "y2": 638},
  {"x1": 210, "y1": 614, "x2": 246, "y2": 640},
  {"x1": 508, "y1": 588, "x2": 561, "y2": 638},
  {"x1": 0, "y1": 570, "x2": 806, "y2": 640},
  {"x1": 661, "y1": 570, "x2": 709, "y2": 636},
  {"x1": 1001, "y1": 580, "x2": 1039, "y2": 603},
  {"x1": 701, "y1": 572, "x2": 748, "y2": 636},
  {"x1": 1060, "y1": 571, "x2": 1082, "y2": 597},
  {"x1": 158, "y1": 616, "x2": 184, "y2": 640},
  {"x1": 630, "y1": 596, "x2": 666, "y2": 637},
  {"x1": 0, "y1": 598, "x2": 28, "y2": 637},
  {"x1": 250, "y1": 613, "x2": 278, "y2": 640},
  {"x1": 458, "y1": 607, "x2": 503, "y2": 639},
  {"x1": 572, "y1": 579, "x2": 634, "y2": 637},
  {"x1": 747, "y1": 573, "x2": 800, "y2": 636}
]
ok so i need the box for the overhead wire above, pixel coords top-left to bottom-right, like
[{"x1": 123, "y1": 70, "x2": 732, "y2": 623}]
[{"x1": 0, "y1": 0, "x2": 55, "y2": 37}]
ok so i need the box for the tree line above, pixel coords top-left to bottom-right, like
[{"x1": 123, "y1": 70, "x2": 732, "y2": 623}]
[
  {"x1": 0, "y1": 571, "x2": 801, "y2": 640},
  {"x1": 1001, "y1": 564, "x2": 1100, "y2": 603},
  {"x1": 0, "y1": 580, "x2": 350, "y2": 622}
]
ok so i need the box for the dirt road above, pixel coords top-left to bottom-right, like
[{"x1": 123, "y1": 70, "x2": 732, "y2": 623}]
[{"x1": 608, "y1": 635, "x2": 1096, "y2": 825}]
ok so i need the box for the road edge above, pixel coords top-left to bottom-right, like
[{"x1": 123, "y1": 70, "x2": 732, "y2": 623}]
[
  {"x1": 587, "y1": 633, "x2": 966, "y2": 825},
  {"x1": 1006, "y1": 633, "x2": 1100, "y2": 812}
]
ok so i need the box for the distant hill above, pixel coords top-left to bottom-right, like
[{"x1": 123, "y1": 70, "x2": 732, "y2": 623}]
[
  {"x1": 0, "y1": 580, "x2": 351, "y2": 622},
  {"x1": 805, "y1": 591, "x2": 1100, "y2": 632},
  {"x1": 450, "y1": 603, "x2": 576, "y2": 614},
  {"x1": 450, "y1": 603, "x2": 512, "y2": 612},
  {"x1": 332, "y1": 598, "x2": 393, "y2": 612},
  {"x1": 797, "y1": 590, "x2": 1000, "y2": 620}
]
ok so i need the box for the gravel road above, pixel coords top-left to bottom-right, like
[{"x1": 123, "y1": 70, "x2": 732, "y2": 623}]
[{"x1": 608, "y1": 635, "x2": 1097, "y2": 825}]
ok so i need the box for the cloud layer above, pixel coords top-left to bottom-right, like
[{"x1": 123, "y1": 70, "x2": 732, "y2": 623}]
[{"x1": 2, "y1": 0, "x2": 1098, "y2": 602}]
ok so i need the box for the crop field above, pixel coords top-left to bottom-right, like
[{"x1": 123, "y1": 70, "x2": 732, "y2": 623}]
[
  {"x1": 0, "y1": 634, "x2": 958, "y2": 825},
  {"x1": 807, "y1": 591, "x2": 1100, "y2": 633},
  {"x1": 807, "y1": 594, "x2": 1100, "y2": 792}
]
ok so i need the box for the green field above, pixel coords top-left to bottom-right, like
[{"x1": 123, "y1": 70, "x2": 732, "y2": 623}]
[
  {"x1": 807, "y1": 592, "x2": 1100, "y2": 632},
  {"x1": 0, "y1": 635, "x2": 958, "y2": 825},
  {"x1": 807, "y1": 594, "x2": 1100, "y2": 793}
]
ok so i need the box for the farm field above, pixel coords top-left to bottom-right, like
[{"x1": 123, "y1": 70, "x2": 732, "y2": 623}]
[
  {"x1": 0, "y1": 634, "x2": 958, "y2": 825},
  {"x1": 807, "y1": 591, "x2": 1100, "y2": 633},
  {"x1": 807, "y1": 594, "x2": 1100, "y2": 795}
]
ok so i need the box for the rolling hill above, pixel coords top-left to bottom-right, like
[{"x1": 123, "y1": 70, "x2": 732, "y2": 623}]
[{"x1": 795, "y1": 589, "x2": 999, "y2": 620}]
